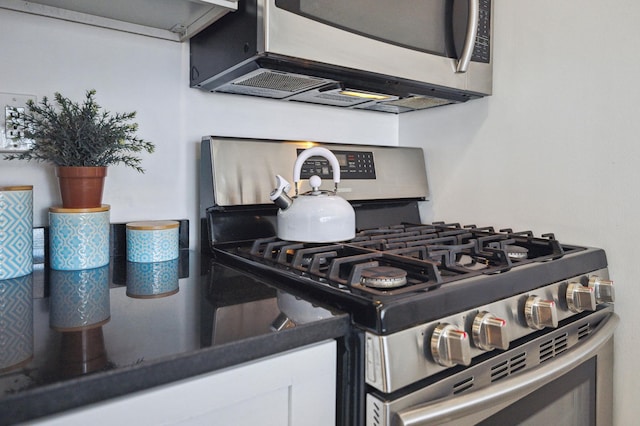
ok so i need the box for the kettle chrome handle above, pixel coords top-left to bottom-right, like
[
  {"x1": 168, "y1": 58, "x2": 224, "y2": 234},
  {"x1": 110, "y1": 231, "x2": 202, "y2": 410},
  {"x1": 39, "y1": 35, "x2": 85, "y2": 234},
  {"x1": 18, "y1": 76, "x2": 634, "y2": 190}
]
[{"x1": 292, "y1": 147, "x2": 341, "y2": 185}]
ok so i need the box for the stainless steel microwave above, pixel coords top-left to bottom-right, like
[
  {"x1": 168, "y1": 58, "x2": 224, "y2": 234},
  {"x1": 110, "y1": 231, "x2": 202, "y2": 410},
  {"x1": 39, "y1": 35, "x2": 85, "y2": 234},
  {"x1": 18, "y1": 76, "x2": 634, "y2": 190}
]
[{"x1": 190, "y1": 0, "x2": 493, "y2": 113}]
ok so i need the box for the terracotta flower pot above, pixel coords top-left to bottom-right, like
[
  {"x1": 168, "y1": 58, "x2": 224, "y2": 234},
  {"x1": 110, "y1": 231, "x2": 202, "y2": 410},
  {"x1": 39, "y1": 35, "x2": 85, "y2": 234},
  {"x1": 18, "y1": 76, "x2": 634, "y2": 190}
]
[{"x1": 55, "y1": 166, "x2": 107, "y2": 208}]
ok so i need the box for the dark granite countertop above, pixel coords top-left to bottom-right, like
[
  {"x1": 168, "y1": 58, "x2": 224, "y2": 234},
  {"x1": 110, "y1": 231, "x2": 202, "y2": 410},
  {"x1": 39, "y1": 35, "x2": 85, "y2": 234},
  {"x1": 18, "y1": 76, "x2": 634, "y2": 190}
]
[{"x1": 0, "y1": 251, "x2": 350, "y2": 425}]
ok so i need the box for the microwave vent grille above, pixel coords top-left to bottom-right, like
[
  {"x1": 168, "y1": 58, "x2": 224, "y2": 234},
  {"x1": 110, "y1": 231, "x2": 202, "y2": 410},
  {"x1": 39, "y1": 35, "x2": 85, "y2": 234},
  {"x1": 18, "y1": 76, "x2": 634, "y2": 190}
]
[
  {"x1": 383, "y1": 96, "x2": 454, "y2": 110},
  {"x1": 234, "y1": 70, "x2": 326, "y2": 93},
  {"x1": 316, "y1": 92, "x2": 364, "y2": 103}
]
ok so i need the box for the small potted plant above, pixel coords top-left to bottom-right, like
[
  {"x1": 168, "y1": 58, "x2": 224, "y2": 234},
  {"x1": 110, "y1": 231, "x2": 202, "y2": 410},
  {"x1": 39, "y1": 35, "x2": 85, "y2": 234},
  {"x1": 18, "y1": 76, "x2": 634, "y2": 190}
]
[{"x1": 3, "y1": 89, "x2": 155, "y2": 208}]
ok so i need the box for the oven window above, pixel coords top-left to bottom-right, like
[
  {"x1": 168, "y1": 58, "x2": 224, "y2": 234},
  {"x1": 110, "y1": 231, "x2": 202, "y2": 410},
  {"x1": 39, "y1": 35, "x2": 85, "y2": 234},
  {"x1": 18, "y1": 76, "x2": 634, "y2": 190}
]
[{"x1": 479, "y1": 358, "x2": 596, "y2": 426}]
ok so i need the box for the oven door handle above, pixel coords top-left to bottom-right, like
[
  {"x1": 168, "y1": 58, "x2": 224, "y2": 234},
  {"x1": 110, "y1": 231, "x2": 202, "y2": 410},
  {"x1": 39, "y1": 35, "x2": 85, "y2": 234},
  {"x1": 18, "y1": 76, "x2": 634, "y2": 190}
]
[{"x1": 395, "y1": 312, "x2": 619, "y2": 426}]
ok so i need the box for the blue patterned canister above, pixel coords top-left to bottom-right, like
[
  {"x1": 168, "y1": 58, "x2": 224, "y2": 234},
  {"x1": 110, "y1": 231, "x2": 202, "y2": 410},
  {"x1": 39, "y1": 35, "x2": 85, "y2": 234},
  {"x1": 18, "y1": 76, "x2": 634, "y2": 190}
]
[
  {"x1": 50, "y1": 265, "x2": 110, "y2": 331},
  {"x1": 0, "y1": 186, "x2": 33, "y2": 280},
  {"x1": 126, "y1": 258, "x2": 179, "y2": 299},
  {"x1": 49, "y1": 205, "x2": 110, "y2": 271},
  {"x1": 0, "y1": 274, "x2": 33, "y2": 372},
  {"x1": 126, "y1": 221, "x2": 179, "y2": 263}
]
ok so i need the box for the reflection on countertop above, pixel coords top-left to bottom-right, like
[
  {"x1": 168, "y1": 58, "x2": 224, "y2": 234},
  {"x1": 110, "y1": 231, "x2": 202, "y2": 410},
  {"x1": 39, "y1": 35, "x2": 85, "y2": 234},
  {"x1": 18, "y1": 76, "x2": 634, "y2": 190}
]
[{"x1": 0, "y1": 251, "x2": 349, "y2": 425}]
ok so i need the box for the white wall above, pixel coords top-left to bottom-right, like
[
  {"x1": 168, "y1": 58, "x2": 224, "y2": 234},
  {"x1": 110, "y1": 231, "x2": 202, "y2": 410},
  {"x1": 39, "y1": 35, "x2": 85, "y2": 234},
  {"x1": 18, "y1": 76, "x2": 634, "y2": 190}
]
[
  {"x1": 3, "y1": 1, "x2": 636, "y2": 423},
  {"x1": 400, "y1": 0, "x2": 639, "y2": 424},
  {"x1": 0, "y1": 9, "x2": 398, "y2": 247}
]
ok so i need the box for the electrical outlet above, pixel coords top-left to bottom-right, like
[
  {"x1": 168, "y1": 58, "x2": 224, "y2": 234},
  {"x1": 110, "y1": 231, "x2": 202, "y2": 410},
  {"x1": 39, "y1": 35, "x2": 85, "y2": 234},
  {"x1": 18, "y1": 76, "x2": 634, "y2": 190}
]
[
  {"x1": 0, "y1": 92, "x2": 36, "y2": 152},
  {"x1": 6, "y1": 106, "x2": 26, "y2": 139}
]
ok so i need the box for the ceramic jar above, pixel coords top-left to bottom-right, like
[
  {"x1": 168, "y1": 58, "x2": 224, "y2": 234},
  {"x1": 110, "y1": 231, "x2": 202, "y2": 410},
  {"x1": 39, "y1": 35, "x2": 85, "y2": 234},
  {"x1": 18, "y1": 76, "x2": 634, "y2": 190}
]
[
  {"x1": 49, "y1": 205, "x2": 110, "y2": 270},
  {"x1": 0, "y1": 185, "x2": 33, "y2": 280},
  {"x1": 126, "y1": 220, "x2": 179, "y2": 263}
]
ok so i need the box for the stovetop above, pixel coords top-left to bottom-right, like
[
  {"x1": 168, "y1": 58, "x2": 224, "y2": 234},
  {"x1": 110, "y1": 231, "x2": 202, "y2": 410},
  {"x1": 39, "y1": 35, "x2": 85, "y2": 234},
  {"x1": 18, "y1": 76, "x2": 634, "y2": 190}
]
[
  {"x1": 245, "y1": 222, "x2": 576, "y2": 289},
  {"x1": 213, "y1": 222, "x2": 609, "y2": 334},
  {"x1": 200, "y1": 137, "x2": 610, "y2": 334}
]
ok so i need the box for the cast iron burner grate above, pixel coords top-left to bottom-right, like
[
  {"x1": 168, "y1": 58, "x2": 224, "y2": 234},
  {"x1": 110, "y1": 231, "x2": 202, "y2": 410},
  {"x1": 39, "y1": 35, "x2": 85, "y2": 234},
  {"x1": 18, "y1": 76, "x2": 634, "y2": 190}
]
[
  {"x1": 350, "y1": 222, "x2": 566, "y2": 267},
  {"x1": 212, "y1": 222, "x2": 595, "y2": 333},
  {"x1": 247, "y1": 238, "x2": 447, "y2": 296},
  {"x1": 240, "y1": 222, "x2": 570, "y2": 297}
]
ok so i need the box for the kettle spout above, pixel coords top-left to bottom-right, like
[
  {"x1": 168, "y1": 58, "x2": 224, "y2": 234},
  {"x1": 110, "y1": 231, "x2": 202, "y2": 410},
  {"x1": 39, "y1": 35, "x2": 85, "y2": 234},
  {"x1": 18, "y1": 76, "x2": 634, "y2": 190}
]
[{"x1": 269, "y1": 174, "x2": 293, "y2": 210}]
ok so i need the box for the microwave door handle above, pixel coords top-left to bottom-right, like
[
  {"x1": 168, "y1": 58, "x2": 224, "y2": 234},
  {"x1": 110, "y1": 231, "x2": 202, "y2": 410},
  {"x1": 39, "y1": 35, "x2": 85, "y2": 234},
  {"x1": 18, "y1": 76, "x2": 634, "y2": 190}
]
[
  {"x1": 456, "y1": 0, "x2": 480, "y2": 73},
  {"x1": 395, "y1": 312, "x2": 619, "y2": 426}
]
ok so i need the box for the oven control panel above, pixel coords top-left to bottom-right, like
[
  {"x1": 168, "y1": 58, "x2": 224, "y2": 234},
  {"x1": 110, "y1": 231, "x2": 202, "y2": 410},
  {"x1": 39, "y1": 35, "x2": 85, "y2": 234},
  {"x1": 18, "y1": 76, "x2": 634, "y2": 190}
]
[
  {"x1": 365, "y1": 269, "x2": 614, "y2": 394},
  {"x1": 297, "y1": 149, "x2": 376, "y2": 180}
]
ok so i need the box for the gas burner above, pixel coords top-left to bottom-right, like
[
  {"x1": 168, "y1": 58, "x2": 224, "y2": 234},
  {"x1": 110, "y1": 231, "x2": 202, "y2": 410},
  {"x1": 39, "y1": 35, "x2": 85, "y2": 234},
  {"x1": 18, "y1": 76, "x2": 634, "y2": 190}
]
[
  {"x1": 360, "y1": 266, "x2": 408, "y2": 289},
  {"x1": 505, "y1": 245, "x2": 529, "y2": 260},
  {"x1": 299, "y1": 255, "x2": 329, "y2": 267},
  {"x1": 456, "y1": 254, "x2": 489, "y2": 271}
]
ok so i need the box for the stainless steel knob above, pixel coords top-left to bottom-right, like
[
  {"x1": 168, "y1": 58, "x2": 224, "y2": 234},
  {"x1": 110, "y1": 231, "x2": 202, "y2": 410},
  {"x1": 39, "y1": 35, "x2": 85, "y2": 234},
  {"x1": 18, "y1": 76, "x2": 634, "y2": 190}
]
[
  {"x1": 524, "y1": 296, "x2": 558, "y2": 330},
  {"x1": 589, "y1": 276, "x2": 615, "y2": 303},
  {"x1": 472, "y1": 311, "x2": 509, "y2": 351},
  {"x1": 430, "y1": 323, "x2": 471, "y2": 367},
  {"x1": 566, "y1": 282, "x2": 596, "y2": 313}
]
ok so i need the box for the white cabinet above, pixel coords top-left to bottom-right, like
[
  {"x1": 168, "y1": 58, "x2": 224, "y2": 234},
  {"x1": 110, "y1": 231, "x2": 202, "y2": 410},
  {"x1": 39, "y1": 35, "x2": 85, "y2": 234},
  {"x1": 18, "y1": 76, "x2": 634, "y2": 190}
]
[
  {"x1": 0, "y1": 0, "x2": 238, "y2": 41},
  {"x1": 29, "y1": 340, "x2": 337, "y2": 426}
]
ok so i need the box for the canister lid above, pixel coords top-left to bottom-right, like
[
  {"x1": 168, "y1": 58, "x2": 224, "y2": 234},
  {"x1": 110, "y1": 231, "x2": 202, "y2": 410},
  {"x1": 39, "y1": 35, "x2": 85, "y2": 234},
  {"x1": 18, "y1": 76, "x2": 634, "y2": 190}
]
[
  {"x1": 126, "y1": 220, "x2": 179, "y2": 230},
  {"x1": 0, "y1": 185, "x2": 33, "y2": 191},
  {"x1": 49, "y1": 204, "x2": 111, "y2": 213}
]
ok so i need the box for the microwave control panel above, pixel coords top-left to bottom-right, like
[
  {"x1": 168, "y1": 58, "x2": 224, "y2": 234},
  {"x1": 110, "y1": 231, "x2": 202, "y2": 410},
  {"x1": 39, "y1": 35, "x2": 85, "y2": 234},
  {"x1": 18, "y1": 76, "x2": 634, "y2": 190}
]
[
  {"x1": 297, "y1": 149, "x2": 376, "y2": 180},
  {"x1": 472, "y1": 0, "x2": 492, "y2": 63}
]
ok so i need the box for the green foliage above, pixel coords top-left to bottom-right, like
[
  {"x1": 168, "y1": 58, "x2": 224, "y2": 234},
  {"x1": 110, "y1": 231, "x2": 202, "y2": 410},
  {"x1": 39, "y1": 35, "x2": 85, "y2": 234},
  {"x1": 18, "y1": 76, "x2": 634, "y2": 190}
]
[{"x1": 3, "y1": 90, "x2": 155, "y2": 172}]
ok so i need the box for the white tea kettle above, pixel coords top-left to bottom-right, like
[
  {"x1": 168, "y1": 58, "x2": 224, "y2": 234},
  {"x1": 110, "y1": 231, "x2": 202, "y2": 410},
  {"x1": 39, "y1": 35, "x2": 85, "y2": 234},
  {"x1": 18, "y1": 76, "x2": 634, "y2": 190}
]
[{"x1": 269, "y1": 147, "x2": 355, "y2": 243}]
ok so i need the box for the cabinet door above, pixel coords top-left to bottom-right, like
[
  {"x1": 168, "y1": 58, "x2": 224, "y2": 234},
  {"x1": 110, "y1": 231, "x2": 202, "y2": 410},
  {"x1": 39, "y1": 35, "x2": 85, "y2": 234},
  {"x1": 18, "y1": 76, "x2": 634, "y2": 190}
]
[{"x1": 31, "y1": 340, "x2": 336, "y2": 426}]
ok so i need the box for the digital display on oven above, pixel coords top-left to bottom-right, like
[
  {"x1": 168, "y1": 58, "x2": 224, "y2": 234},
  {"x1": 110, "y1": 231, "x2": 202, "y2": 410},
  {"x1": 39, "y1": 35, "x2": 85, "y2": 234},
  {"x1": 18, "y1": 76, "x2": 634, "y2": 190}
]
[{"x1": 297, "y1": 149, "x2": 376, "y2": 180}]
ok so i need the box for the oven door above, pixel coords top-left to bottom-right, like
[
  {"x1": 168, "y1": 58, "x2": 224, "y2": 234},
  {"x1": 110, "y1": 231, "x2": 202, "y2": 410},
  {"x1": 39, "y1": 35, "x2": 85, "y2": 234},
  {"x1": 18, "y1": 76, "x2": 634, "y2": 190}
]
[{"x1": 368, "y1": 311, "x2": 617, "y2": 426}]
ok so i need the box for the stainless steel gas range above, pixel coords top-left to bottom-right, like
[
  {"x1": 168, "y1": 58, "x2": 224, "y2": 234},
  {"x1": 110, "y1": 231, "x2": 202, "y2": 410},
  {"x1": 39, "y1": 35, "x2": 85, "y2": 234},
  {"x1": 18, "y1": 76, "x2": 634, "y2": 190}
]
[{"x1": 200, "y1": 136, "x2": 617, "y2": 426}]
